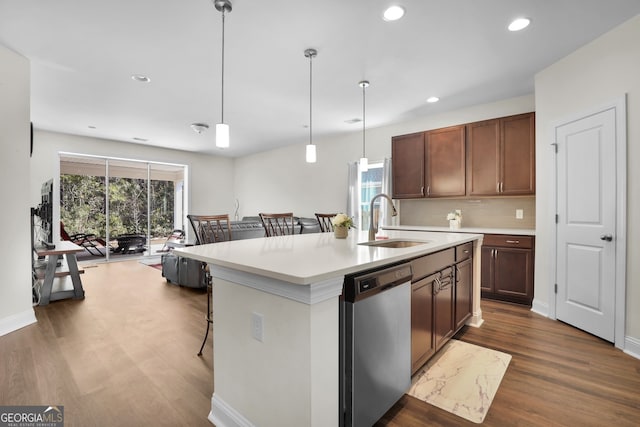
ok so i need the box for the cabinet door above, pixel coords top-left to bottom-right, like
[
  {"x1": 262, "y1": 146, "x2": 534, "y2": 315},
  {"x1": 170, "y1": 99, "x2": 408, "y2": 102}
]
[
  {"x1": 392, "y1": 132, "x2": 425, "y2": 199},
  {"x1": 480, "y1": 246, "x2": 494, "y2": 293},
  {"x1": 454, "y1": 258, "x2": 473, "y2": 330},
  {"x1": 494, "y1": 247, "x2": 533, "y2": 304},
  {"x1": 425, "y1": 125, "x2": 466, "y2": 197},
  {"x1": 433, "y1": 268, "x2": 454, "y2": 352},
  {"x1": 466, "y1": 119, "x2": 500, "y2": 196},
  {"x1": 501, "y1": 113, "x2": 535, "y2": 195},
  {"x1": 411, "y1": 278, "x2": 434, "y2": 373}
]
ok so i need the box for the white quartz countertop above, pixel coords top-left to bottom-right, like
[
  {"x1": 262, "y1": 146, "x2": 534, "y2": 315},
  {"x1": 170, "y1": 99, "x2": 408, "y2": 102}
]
[
  {"x1": 174, "y1": 229, "x2": 482, "y2": 285},
  {"x1": 384, "y1": 225, "x2": 535, "y2": 236}
]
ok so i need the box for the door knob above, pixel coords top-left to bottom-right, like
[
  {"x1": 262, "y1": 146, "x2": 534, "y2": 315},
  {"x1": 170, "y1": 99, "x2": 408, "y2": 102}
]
[{"x1": 600, "y1": 234, "x2": 613, "y2": 242}]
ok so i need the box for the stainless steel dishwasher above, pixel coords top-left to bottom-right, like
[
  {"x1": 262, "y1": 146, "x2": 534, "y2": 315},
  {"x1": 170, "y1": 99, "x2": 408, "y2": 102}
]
[{"x1": 340, "y1": 262, "x2": 413, "y2": 427}]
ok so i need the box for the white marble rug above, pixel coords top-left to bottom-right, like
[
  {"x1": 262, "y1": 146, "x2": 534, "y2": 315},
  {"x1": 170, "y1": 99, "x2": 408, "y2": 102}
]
[{"x1": 407, "y1": 339, "x2": 511, "y2": 423}]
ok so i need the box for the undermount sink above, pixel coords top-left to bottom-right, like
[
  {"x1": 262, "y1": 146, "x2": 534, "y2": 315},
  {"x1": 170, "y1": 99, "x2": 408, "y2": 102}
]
[{"x1": 358, "y1": 239, "x2": 431, "y2": 248}]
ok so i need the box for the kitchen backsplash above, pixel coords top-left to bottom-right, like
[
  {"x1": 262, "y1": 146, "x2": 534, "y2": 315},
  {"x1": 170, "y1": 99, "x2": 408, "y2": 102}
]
[{"x1": 399, "y1": 197, "x2": 535, "y2": 229}]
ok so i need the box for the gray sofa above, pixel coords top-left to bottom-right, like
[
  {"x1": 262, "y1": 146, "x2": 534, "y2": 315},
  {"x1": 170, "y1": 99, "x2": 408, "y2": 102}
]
[
  {"x1": 236, "y1": 216, "x2": 321, "y2": 239},
  {"x1": 227, "y1": 218, "x2": 266, "y2": 240},
  {"x1": 162, "y1": 215, "x2": 323, "y2": 287}
]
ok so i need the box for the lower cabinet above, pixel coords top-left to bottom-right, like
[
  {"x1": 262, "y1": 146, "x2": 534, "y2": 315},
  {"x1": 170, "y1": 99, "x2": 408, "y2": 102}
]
[
  {"x1": 410, "y1": 244, "x2": 473, "y2": 374},
  {"x1": 411, "y1": 277, "x2": 434, "y2": 373},
  {"x1": 481, "y1": 234, "x2": 534, "y2": 305},
  {"x1": 433, "y1": 266, "x2": 454, "y2": 352},
  {"x1": 454, "y1": 257, "x2": 473, "y2": 330}
]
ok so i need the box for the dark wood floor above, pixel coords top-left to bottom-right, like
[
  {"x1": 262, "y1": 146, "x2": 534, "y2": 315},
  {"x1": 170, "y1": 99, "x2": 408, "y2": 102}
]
[
  {"x1": 0, "y1": 260, "x2": 213, "y2": 427},
  {"x1": 379, "y1": 301, "x2": 640, "y2": 427},
  {"x1": 1, "y1": 260, "x2": 639, "y2": 426}
]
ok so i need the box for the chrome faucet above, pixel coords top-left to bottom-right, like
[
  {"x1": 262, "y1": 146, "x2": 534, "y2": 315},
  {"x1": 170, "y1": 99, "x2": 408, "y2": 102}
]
[{"x1": 368, "y1": 193, "x2": 398, "y2": 241}]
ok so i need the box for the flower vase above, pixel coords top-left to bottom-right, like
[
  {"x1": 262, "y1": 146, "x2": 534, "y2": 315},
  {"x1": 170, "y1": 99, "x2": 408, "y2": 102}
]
[
  {"x1": 449, "y1": 219, "x2": 460, "y2": 230},
  {"x1": 334, "y1": 226, "x2": 348, "y2": 239}
]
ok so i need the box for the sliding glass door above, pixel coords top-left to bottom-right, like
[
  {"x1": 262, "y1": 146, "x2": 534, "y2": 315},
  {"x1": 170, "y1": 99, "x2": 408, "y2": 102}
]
[
  {"x1": 59, "y1": 153, "x2": 186, "y2": 261},
  {"x1": 107, "y1": 159, "x2": 150, "y2": 257}
]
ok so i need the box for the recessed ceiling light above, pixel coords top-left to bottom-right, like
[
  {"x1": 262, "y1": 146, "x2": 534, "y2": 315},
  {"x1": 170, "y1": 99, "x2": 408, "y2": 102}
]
[
  {"x1": 383, "y1": 5, "x2": 405, "y2": 21},
  {"x1": 508, "y1": 17, "x2": 530, "y2": 32},
  {"x1": 426, "y1": 96, "x2": 440, "y2": 103},
  {"x1": 131, "y1": 74, "x2": 151, "y2": 83}
]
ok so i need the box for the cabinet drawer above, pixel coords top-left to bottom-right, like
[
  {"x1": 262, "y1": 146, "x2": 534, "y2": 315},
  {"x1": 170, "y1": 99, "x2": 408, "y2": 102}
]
[
  {"x1": 411, "y1": 248, "x2": 455, "y2": 282},
  {"x1": 483, "y1": 234, "x2": 533, "y2": 249},
  {"x1": 456, "y1": 242, "x2": 473, "y2": 261}
]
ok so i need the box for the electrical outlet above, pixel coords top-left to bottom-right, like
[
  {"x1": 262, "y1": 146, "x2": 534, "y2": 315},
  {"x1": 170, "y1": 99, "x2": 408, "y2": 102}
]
[
  {"x1": 251, "y1": 312, "x2": 264, "y2": 342},
  {"x1": 516, "y1": 209, "x2": 524, "y2": 219}
]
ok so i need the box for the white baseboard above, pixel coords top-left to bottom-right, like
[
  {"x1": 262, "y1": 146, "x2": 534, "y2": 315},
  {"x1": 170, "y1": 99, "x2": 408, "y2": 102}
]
[
  {"x1": 624, "y1": 336, "x2": 640, "y2": 360},
  {"x1": 530, "y1": 299, "x2": 549, "y2": 317},
  {"x1": 209, "y1": 394, "x2": 256, "y2": 427},
  {"x1": 0, "y1": 308, "x2": 37, "y2": 337}
]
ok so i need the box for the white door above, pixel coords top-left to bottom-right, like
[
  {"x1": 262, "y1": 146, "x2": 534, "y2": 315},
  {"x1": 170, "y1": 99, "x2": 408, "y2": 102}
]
[{"x1": 555, "y1": 108, "x2": 617, "y2": 342}]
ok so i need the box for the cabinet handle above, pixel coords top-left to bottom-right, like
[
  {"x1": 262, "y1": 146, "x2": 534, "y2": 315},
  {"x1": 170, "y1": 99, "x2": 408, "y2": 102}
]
[
  {"x1": 501, "y1": 182, "x2": 504, "y2": 193},
  {"x1": 421, "y1": 186, "x2": 424, "y2": 196},
  {"x1": 426, "y1": 185, "x2": 430, "y2": 196},
  {"x1": 506, "y1": 240, "x2": 520, "y2": 244},
  {"x1": 496, "y1": 182, "x2": 500, "y2": 193}
]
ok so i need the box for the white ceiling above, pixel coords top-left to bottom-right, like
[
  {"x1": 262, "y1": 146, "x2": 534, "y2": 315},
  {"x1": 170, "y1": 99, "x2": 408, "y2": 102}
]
[{"x1": 1, "y1": 1, "x2": 639, "y2": 157}]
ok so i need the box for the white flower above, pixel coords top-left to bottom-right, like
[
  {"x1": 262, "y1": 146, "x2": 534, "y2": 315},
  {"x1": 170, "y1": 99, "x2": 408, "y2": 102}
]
[
  {"x1": 331, "y1": 213, "x2": 354, "y2": 228},
  {"x1": 446, "y1": 210, "x2": 462, "y2": 221}
]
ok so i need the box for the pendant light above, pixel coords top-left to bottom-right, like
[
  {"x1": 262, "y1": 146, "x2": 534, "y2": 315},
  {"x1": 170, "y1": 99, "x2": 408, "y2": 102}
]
[
  {"x1": 214, "y1": 0, "x2": 232, "y2": 148},
  {"x1": 304, "y1": 48, "x2": 318, "y2": 163},
  {"x1": 359, "y1": 80, "x2": 370, "y2": 172}
]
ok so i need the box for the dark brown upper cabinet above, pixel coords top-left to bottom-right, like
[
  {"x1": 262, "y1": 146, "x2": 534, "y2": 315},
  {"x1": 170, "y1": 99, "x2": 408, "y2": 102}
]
[
  {"x1": 392, "y1": 112, "x2": 535, "y2": 200},
  {"x1": 467, "y1": 112, "x2": 535, "y2": 196},
  {"x1": 392, "y1": 125, "x2": 466, "y2": 199},
  {"x1": 425, "y1": 125, "x2": 466, "y2": 197},
  {"x1": 392, "y1": 132, "x2": 425, "y2": 199}
]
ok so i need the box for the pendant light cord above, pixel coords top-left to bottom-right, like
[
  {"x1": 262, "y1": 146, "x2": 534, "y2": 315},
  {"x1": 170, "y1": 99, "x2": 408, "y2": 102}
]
[
  {"x1": 220, "y1": 8, "x2": 226, "y2": 124},
  {"x1": 309, "y1": 53, "x2": 313, "y2": 145},
  {"x1": 362, "y1": 83, "x2": 366, "y2": 158}
]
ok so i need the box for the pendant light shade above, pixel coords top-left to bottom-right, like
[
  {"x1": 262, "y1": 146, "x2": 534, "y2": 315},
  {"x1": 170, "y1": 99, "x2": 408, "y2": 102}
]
[
  {"x1": 215, "y1": 0, "x2": 232, "y2": 148},
  {"x1": 359, "y1": 80, "x2": 370, "y2": 172},
  {"x1": 359, "y1": 157, "x2": 369, "y2": 171},
  {"x1": 215, "y1": 123, "x2": 229, "y2": 148},
  {"x1": 306, "y1": 144, "x2": 317, "y2": 163},
  {"x1": 304, "y1": 48, "x2": 318, "y2": 163}
]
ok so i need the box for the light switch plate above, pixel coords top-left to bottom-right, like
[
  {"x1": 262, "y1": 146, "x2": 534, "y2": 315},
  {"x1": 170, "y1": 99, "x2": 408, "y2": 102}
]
[
  {"x1": 251, "y1": 312, "x2": 264, "y2": 342},
  {"x1": 516, "y1": 209, "x2": 524, "y2": 219}
]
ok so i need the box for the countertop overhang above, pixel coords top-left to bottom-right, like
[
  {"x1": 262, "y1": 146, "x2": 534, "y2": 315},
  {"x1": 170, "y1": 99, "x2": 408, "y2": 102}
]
[{"x1": 174, "y1": 229, "x2": 482, "y2": 285}]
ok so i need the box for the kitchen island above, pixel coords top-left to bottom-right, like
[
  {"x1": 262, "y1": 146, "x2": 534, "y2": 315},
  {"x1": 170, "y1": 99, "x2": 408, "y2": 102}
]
[{"x1": 175, "y1": 229, "x2": 483, "y2": 427}]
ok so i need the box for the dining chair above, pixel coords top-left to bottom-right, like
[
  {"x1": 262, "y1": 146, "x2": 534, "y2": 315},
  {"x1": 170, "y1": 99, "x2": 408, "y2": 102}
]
[
  {"x1": 187, "y1": 214, "x2": 232, "y2": 244},
  {"x1": 259, "y1": 212, "x2": 296, "y2": 236},
  {"x1": 187, "y1": 214, "x2": 231, "y2": 357},
  {"x1": 315, "y1": 213, "x2": 337, "y2": 232}
]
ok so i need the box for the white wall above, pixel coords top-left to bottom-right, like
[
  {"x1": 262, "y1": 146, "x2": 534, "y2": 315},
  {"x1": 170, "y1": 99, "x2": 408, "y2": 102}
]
[
  {"x1": 30, "y1": 130, "x2": 237, "y2": 241},
  {"x1": 0, "y1": 44, "x2": 36, "y2": 335},
  {"x1": 234, "y1": 94, "x2": 535, "y2": 219},
  {"x1": 535, "y1": 15, "x2": 640, "y2": 343}
]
